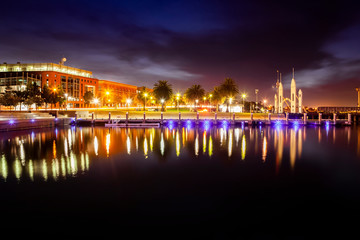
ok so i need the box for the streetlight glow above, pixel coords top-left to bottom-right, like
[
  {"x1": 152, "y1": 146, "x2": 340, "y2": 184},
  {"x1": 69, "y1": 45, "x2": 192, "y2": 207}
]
[
  {"x1": 176, "y1": 94, "x2": 180, "y2": 112},
  {"x1": 242, "y1": 94, "x2": 246, "y2": 112}
]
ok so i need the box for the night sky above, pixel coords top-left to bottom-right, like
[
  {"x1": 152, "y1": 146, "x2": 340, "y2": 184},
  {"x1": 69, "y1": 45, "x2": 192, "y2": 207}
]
[{"x1": 1, "y1": 0, "x2": 360, "y2": 107}]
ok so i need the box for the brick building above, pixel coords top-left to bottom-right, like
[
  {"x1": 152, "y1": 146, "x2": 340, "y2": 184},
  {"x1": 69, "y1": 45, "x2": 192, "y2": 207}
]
[{"x1": 0, "y1": 62, "x2": 137, "y2": 109}]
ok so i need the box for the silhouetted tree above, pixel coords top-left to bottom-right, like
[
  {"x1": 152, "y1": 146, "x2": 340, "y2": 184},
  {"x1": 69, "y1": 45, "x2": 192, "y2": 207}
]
[{"x1": 153, "y1": 80, "x2": 173, "y2": 111}]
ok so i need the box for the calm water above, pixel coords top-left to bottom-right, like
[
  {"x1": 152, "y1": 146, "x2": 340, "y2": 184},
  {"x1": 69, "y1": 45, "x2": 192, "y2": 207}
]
[{"x1": 1, "y1": 125, "x2": 360, "y2": 238}]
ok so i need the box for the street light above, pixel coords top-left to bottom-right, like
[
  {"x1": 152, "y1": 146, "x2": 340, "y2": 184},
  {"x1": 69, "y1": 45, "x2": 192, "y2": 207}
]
[
  {"x1": 161, "y1": 98, "x2": 165, "y2": 111},
  {"x1": 144, "y1": 93, "x2": 148, "y2": 111},
  {"x1": 263, "y1": 99, "x2": 267, "y2": 112},
  {"x1": 229, "y1": 97, "x2": 233, "y2": 113},
  {"x1": 176, "y1": 93, "x2": 180, "y2": 112},
  {"x1": 195, "y1": 99, "x2": 199, "y2": 112},
  {"x1": 203, "y1": 96, "x2": 206, "y2": 105},
  {"x1": 126, "y1": 98, "x2": 131, "y2": 110},
  {"x1": 242, "y1": 94, "x2": 246, "y2": 113},
  {"x1": 93, "y1": 98, "x2": 99, "y2": 108},
  {"x1": 255, "y1": 89, "x2": 259, "y2": 113},
  {"x1": 209, "y1": 94, "x2": 213, "y2": 111}
]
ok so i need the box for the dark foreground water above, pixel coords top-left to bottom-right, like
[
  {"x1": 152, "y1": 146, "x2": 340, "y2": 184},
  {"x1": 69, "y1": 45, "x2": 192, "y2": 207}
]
[{"x1": 1, "y1": 124, "x2": 360, "y2": 238}]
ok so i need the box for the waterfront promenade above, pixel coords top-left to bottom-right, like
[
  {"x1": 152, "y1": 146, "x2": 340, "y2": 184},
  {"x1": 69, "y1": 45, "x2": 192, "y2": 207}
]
[{"x1": 0, "y1": 108, "x2": 358, "y2": 131}]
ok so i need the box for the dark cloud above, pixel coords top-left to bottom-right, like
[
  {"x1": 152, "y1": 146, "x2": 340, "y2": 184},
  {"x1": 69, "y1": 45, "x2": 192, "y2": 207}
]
[{"x1": 1, "y1": 0, "x2": 360, "y2": 106}]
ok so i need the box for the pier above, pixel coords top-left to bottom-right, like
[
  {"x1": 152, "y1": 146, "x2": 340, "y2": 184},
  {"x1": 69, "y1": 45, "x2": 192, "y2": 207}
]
[{"x1": 74, "y1": 111, "x2": 354, "y2": 127}]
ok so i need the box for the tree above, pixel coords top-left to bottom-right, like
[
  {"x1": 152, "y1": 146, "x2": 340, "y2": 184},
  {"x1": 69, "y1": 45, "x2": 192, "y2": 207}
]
[
  {"x1": 24, "y1": 82, "x2": 42, "y2": 110},
  {"x1": 83, "y1": 91, "x2": 94, "y2": 107},
  {"x1": 41, "y1": 85, "x2": 52, "y2": 110},
  {"x1": 137, "y1": 86, "x2": 151, "y2": 111},
  {"x1": 184, "y1": 85, "x2": 205, "y2": 111},
  {"x1": 14, "y1": 90, "x2": 27, "y2": 111},
  {"x1": 153, "y1": 80, "x2": 173, "y2": 111},
  {"x1": 211, "y1": 86, "x2": 226, "y2": 112},
  {"x1": 0, "y1": 92, "x2": 20, "y2": 111},
  {"x1": 219, "y1": 78, "x2": 239, "y2": 112}
]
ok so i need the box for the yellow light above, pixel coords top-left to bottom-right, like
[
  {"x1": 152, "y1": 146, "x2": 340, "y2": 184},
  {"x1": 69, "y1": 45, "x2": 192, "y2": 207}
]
[
  {"x1": 144, "y1": 93, "x2": 148, "y2": 97},
  {"x1": 53, "y1": 88, "x2": 57, "y2": 92},
  {"x1": 242, "y1": 94, "x2": 246, "y2": 99},
  {"x1": 203, "y1": 97, "x2": 206, "y2": 100},
  {"x1": 106, "y1": 133, "x2": 110, "y2": 157},
  {"x1": 241, "y1": 134, "x2": 246, "y2": 160},
  {"x1": 209, "y1": 94, "x2": 212, "y2": 98},
  {"x1": 106, "y1": 91, "x2": 110, "y2": 95}
]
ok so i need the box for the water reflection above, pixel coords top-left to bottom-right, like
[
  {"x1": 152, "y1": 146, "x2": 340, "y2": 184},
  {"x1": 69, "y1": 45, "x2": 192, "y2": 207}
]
[{"x1": 0, "y1": 125, "x2": 359, "y2": 182}]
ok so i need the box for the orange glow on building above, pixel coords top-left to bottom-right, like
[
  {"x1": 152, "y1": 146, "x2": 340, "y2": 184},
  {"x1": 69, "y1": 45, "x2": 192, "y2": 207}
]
[{"x1": 98, "y1": 80, "x2": 137, "y2": 107}]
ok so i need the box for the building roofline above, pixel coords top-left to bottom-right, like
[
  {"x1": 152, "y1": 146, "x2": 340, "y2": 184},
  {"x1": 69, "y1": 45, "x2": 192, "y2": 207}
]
[{"x1": 98, "y1": 79, "x2": 137, "y2": 88}]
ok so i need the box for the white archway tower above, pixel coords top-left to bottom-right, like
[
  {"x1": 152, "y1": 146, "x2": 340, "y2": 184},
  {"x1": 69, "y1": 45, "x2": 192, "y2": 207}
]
[
  {"x1": 298, "y1": 89, "x2": 303, "y2": 113},
  {"x1": 290, "y1": 68, "x2": 296, "y2": 113},
  {"x1": 278, "y1": 73, "x2": 284, "y2": 113}
]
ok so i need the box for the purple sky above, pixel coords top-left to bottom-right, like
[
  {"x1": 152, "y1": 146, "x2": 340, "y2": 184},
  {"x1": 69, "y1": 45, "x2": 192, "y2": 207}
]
[{"x1": 1, "y1": 0, "x2": 360, "y2": 107}]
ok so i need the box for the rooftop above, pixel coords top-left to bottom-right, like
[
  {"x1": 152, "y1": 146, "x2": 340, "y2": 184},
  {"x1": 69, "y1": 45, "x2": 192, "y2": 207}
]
[{"x1": 0, "y1": 62, "x2": 93, "y2": 78}]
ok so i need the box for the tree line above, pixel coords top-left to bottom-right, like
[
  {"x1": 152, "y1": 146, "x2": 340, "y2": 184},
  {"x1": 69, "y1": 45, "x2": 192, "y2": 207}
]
[
  {"x1": 137, "y1": 77, "x2": 248, "y2": 112},
  {"x1": 0, "y1": 81, "x2": 94, "y2": 111}
]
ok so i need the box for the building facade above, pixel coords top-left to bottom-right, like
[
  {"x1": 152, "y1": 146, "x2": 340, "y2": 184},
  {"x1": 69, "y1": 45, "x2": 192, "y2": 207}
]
[
  {"x1": 98, "y1": 80, "x2": 137, "y2": 107},
  {"x1": 0, "y1": 62, "x2": 137, "y2": 109}
]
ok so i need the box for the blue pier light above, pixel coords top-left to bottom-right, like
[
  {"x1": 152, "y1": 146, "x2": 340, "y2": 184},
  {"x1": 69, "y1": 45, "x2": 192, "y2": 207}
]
[
  {"x1": 203, "y1": 120, "x2": 210, "y2": 130},
  {"x1": 168, "y1": 120, "x2": 174, "y2": 129},
  {"x1": 222, "y1": 120, "x2": 228, "y2": 128},
  {"x1": 186, "y1": 120, "x2": 192, "y2": 129},
  {"x1": 9, "y1": 119, "x2": 15, "y2": 125},
  {"x1": 31, "y1": 119, "x2": 35, "y2": 123},
  {"x1": 325, "y1": 121, "x2": 330, "y2": 133},
  {"x1": 293, "y1": 121, "x2": 299, "y2": 131}
]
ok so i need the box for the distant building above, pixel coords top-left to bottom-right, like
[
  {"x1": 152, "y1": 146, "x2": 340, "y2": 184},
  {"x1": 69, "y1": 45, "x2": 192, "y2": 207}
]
[{"x1": 98, "y1": 80, "x2": 137, "y2": 107}]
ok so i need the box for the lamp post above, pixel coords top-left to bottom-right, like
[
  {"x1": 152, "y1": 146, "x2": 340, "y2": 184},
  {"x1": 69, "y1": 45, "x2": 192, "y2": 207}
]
[
  {"x1": 126, "y1": 98, "x2": 131, "y2": 111},
  {"x1": 176, "y1": 94, "x2": 180, "y2": 112},
  {"x1": 242, "y1": 94, "x2": 246, "y2": 113},
  {"x1": 229, "y1": 97, "x2": 233, "y2": 113},
  {"x1": 255, "y1": 89, "x2": 259, "y2": 112},
  {"x1": 144, "y1": 93, "x2": 148, "y2": 111},
  {"x1": 161, "y1": 98, "x2": 165, "y2": 112},
  {"x1": 93, "y1": 98, "x2": 99, "y2": 108},
  {"x1": 263, "y1": 99, "x2": 267, "y2": 112},
  {"x1": 52, "y1": 88, "x2": 57, "y2": 109},
  {"x1": 195, "y1": 99, "x2": 199, "y2": 112},
  {"x1": 203, "y1": 96, "x2": 206, "y2": 106},
  {"x1": 209, "y1": 94, "x2": 212, "y2": 111}
]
